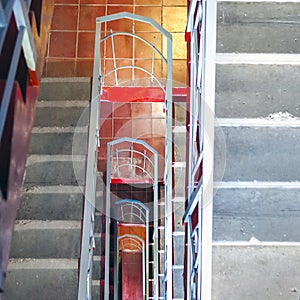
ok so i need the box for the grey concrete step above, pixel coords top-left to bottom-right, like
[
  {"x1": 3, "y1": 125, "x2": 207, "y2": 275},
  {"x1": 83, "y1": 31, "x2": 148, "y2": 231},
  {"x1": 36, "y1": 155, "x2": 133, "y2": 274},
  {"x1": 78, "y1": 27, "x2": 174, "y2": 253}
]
[
  {"x1": 216, "y1": 126, "x2": 300, "y2": 182},
  {"x1": 214, "y1": 187, "x2": 300, "y2": 242},
  {"x1": 213, "y1": 245, "x2": 300, "y2": 300},
  {"x1": 29, "y1": 127, "x2": 88, "y2": 155},
  {"x1": 217, "y1": 2, "x2": 300, "y2": 53},
  {"x1": 34, "y1": 101, "x2": 88, "y2": 127},
  {"x1": 216, "y1": 64, "x2": 300, "y2": 118},
  {"x1": 39, "y1": 77, "x2": 91, "y2": 101},
  {"x1": 4, "y1": 259, "x2": 78, "y2": 300},
  {"x1": 24, "y1": 155, "x2": 86, "y2": 186},
  {"x1": 173, "y1": 129, "x2": 186, "y2": 162},
  {"x1": 10, "y1": 220, "x2": 81, "y2": 259},
  {"x1": 18, "y1": 186, "x2": 84, "y2": 220}
]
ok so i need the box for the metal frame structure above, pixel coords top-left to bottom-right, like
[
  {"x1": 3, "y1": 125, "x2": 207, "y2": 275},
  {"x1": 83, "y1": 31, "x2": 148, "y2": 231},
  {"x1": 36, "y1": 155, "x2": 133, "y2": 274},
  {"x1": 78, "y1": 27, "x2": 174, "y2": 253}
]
[
  {"x1": 183, "y1": 0, "x2": 217, "y2": 299},
  {"x1": 78, "y1": 12, "x2": 173, "y2": 300},
  {"x1": 106, "y1": 137, "x2": 158, "y2": 299},
  {"x1": 114, "y1": 200, "x2": 149, "y2": 299}
]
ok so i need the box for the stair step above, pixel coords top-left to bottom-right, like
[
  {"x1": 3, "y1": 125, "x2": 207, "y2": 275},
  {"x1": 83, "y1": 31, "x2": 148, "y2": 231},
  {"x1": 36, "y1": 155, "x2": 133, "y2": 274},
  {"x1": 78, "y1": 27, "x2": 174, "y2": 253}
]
[
  {"x1": 24, "y1": 155, "x2": 85, "y2": 186},
  {"x1": 10, "y1": 220, "x2": 81, "y2": 259},
  {"x1": 217, "y1": 2, "x2": 300, "y2": 54},
  {"x1": 216, "y1": 126, "x2": 300, "y2": 182},
  {"x1": 34, "y1": 101, "x2": 88, "y2": 127},
  {"x1": 18, "y1": 185, "x2": 83, "y2": 220},
  {"x1": 212, "y1": 244, "x2": 300, "y2": 300},
  {"x1": 39, "y1": 77, "x2": 91, "y2": 101},
  {"x1": 29, "y1": 127, "x2": 88, "y2": 155},
  {"x1": 173, "y1": 130, "x2": 186, "y2": 163},
  {"x1": 214, "y1": 185, "x2": 300, "y2": 242},
  {"x1": 216, "y1": 63, "x2": 300, "y2": 118},
  {"x1": 4, "y1": 258, "x2": 78, "y2": 300}
]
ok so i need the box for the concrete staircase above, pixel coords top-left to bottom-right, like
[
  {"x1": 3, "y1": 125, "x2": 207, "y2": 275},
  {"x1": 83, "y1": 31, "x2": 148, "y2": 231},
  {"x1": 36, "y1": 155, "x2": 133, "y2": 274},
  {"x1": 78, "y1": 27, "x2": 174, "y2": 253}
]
[
  {"x1": 3, "y1": 2, "x2": 300, "y2": 299},
  {"x1": 4, "y1": 78, "x2": 91, "y2": 300},
  {"x1": 213, "y1": 1, "x2": 300, "y2": 299}
]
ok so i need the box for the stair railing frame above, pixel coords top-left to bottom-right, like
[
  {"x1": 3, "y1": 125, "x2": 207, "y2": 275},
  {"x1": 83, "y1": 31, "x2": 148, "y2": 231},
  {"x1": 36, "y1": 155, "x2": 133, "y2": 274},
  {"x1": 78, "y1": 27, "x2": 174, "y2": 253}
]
[
  {"x1": 95, "y1": 12, "x2": 172, "y2": 300},
  {"x1": 114, "y1": 200, "x2": 150, "y2": 299},
  {"x1": 106, "y1": 137, "x2": 158, "y2": 299},
  {"x1": 183, "y1": 0, "x2": 217, "y2": 299}
]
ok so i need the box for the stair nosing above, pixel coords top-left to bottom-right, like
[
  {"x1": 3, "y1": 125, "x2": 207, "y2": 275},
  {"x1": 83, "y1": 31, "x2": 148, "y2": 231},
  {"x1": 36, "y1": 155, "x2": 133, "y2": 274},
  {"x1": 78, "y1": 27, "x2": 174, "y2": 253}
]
[
  {"x1": 216, "y1": 53, "x2": 300, "y2": 65},
  {"x1": 215, "y1": 181, "x2": 300, "y2": 189},
  {"x1": 14, "y1": 220, "x2": 81, "y2": 230},
  {"x1": 8, "y1": 258, "x2": 78, "y2": 269}
]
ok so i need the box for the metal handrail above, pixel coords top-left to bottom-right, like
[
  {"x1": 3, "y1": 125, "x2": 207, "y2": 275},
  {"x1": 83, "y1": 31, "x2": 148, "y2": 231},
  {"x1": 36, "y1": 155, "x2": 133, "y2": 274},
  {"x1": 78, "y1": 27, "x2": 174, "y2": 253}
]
[
  {"x1": 0, "y1": 0, "x2": 36, "y2": 144},
  {"x1": 183, "y1": 0, "x2": 217, "y2": 299}
]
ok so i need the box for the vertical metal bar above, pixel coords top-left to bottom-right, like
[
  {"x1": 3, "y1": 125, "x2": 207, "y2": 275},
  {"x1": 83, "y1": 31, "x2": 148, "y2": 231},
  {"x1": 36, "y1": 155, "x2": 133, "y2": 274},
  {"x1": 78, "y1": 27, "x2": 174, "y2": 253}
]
[
  {"x1": 105, "y1": 144, "x2": 111, "y2": 300},
  {"x1": 132, "y1": 23, "x2": 135, "y2": 84},
  {"x1": 146, "y1": 209, "x2": 149, "y2": 299},
  {"x1": 165, "y1": 33, "x2": 173, "y2": 300},
  {"x1": 151, "y1": 36, "x2": 156, "y2": 84},
  {"x1": 116, "y1": 149, "x2": 119, "y2": 177},
  {"x1": 110, "y1": 29, "x2": 119, "y2": 86},
  {"x1": 77, "y1": 18, "x2": 100, "y2": 300},
  {"x1": 130, "y1": 145, "x2": 133, "y2": 173},
  {"x1": 114, "y1": 205, "x2": 118, "y2": 300},
  {"x1": 201, "y1": 0, "x2": 217, "y2": 298},
  {"x1": 153, "y1": 150, "x2": 159, "y2": 299},
  {"x1": 143, "y1": 150, "x2": 146, "y2": 175}
]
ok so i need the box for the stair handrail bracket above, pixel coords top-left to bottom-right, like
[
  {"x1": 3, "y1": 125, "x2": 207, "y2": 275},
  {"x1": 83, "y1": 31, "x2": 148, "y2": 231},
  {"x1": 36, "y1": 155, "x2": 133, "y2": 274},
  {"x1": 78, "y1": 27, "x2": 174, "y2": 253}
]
[{"x1": 184, "y1": 0, "x2": 217, "y2": 299}]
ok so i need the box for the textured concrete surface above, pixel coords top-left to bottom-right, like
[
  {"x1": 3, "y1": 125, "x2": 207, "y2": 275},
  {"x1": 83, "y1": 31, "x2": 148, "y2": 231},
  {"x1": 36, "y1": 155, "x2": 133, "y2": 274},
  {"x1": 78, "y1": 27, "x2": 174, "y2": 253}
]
[
  {"x1": 217, "y1": 2, "x2": 300, "y2": 53},
  {"x1": 4, "y1": 259, "x2": 78, "y2": 300},
  {"x1": 18, "y1": 187, "x2": 83, "y2": 220},
  {"x1": 39, "y1": 78, "x2": 91, "y2": 101},
  {"x1": 213, "y1": 246, "x2": 300, "y2": 300},
  {"x1": 216, "y1": 64, "x2": 300, "y2": 118},
  {"x1": 216, "y1": 126, "x2": 300, "y2": 181}
]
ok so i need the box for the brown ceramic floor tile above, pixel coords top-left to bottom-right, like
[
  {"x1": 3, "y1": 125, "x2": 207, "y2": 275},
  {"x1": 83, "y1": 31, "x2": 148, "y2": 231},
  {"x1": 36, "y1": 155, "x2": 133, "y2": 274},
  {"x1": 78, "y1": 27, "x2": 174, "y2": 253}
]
[
  {"x1": 131, "y1": 103, "x2": 152, "y2": 117},
  {"x1": 135, "y1": 7, "x2": 161, "y2": 31},
  {"x1": 113, "y1": 103, "x2": 132, "y2": 118},
  {"x1": 100, "y1": 101, "x2": 113, "y2": 118},
  {"x1": 162, "y1": 6, "x2": 186, "y2": 32},
  {"x1": 46, "y1": 59, "x2": 75, "y2": 77},
  {"x1": 49, "y1": 31, "x2": 77, "y2": 57},
  {"x1": 81, "y1": 0, "x2": 106, "y2": 3},
  {"x1": 100, "y1": 118, "x2": 113, "y2": 138},
  {"x1": 134, "y1": 33, "x2": 162, "y2": 59},
  {"x1": 163, "y1": 0, "x2": 186, "y2": 6},
  {"x1": 136, "y1": 0, "x2": 162, "y2": 5},
  {"x1": 79, "y1": 5, "x2": 106, "y2": 31},
  {"x1": 77, "y1": 32, "x2": 95, "y2": 58},
  {"x1": 114, "y1": 118, "x2": 132, "y2": 137},
  {"x1": 107, "y1": 0, "x2": 134, "y2": 4},
  {"x1": 105, "y1": 34, "x2": 133, "y2": 59},
  {"x1": 55, "y1": 0, "x2": 78, "y2": 4},
  {"x1": 173, "y1": 59, "x2": 187, "y2": 85},
  {"x1": 51, "y1": 5, "x2": 78, "y2": 30},
  {"x1": 152, "y1": 102, "x2": 164, "y2": 118},
  {"x1": 173, "y1": 32, "x2": 187, "y2": 59},
  {"x1": 106, "y1": 6, "x2": 134, "y2": 32},
  {"x1": 76, "y1": 59, "x2": 93, "y2": 77},
  {"x1": 132, "y1": 118, "x2": 152, "y2": 138},
  {"x1": 152, "y1": 118, "x2": 165, "y2": 137}
]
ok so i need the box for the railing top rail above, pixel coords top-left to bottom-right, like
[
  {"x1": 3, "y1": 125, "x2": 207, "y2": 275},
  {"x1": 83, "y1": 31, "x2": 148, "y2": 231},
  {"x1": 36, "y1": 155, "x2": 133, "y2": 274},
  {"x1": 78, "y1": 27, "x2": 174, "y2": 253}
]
[
  {"x1": 96, "y1": 12, "x2": 172, "y2": 40},
  {"x1": 108, "y1": 137, "x2": 158, "y2": 156}
]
